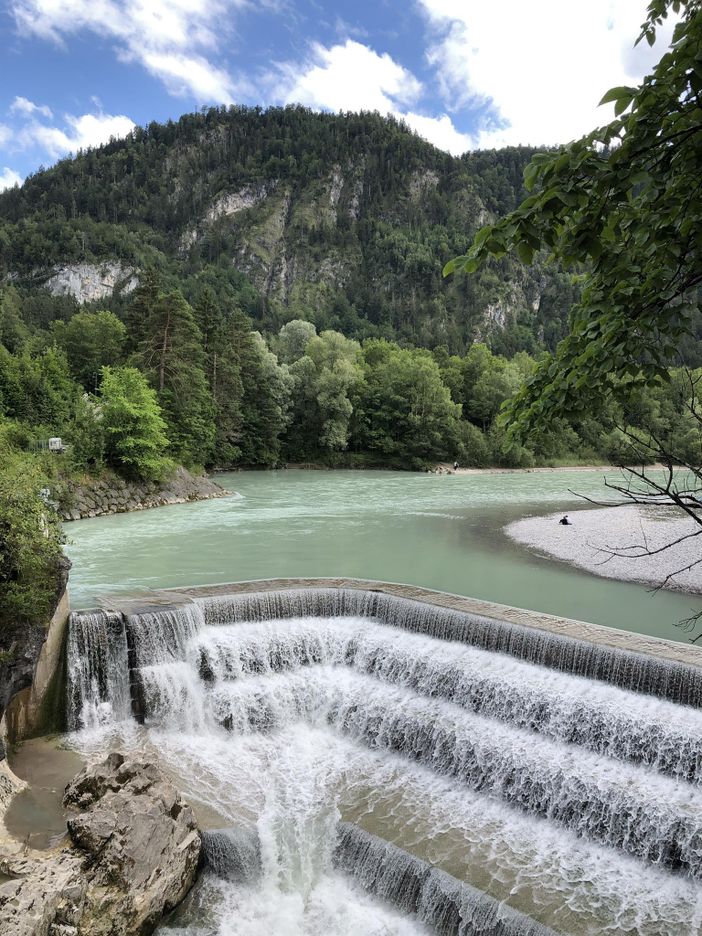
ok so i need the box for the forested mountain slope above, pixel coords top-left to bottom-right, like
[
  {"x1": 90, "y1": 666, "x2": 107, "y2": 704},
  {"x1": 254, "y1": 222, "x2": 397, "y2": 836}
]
[{"x1": 0, "y1": 106, "x2": 578, "y2": 355}]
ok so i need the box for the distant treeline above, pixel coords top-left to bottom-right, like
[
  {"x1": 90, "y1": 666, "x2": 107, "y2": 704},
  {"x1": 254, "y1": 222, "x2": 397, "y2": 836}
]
[{"x1": 1, "y1": 279, "x2": 699, "y2": 480}]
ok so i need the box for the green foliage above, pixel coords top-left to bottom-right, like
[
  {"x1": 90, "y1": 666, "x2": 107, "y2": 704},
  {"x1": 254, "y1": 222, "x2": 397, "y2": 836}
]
[
  {"x1": 352, "y1": 340, "x2": 465, "y2": 467},
  {"x1": 0, "y1": 288, "x2": 29, "y2": 353},
  {"x1": 65, "y1": 394, "x2": 106, "y2": 472},
  {"x1": 0, "y1": 106, "x2": 579, "y2": 357},
  {"x1": 238, "y1": 332, "x2": 293, "y2": 465},
  {"x1": 0, "y1": 427, "x2": 64, "y2": 629},
  {"x1": 0, "y1": 344, "x2": 77, "y2": 428},
  {"x1": 135, "y1": 289, "x2": 216, "y2": 465},
  {"x1": 52, "y1": 309, "x2": 126, "y2": 389},
  {"x1": 0, "y1": 98, "x2": 699, "y2": 478},
  {"x1": 446, "y1": 0, "x2": 702, "y2": 437},
  {"x1": 99, "y1": 366, "x2": 172, "y2": 481}
]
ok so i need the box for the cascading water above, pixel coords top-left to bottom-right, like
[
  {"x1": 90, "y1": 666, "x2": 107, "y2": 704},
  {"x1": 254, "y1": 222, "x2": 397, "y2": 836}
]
[
  {"x1": 64, "y1": 589, "x2": 702, "y2": 935},
  {"x1": 66, "y1": 610, "x2": 130, "y2": 729}
]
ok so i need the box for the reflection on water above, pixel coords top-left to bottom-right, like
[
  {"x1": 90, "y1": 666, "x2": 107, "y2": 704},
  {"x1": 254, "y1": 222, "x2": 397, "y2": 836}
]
[{"x1": 65, "y1": 469, "x2": 702, "y2": 642}]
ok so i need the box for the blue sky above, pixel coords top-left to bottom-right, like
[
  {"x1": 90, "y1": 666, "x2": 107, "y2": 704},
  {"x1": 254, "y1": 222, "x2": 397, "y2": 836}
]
[{"x1": 0, "y1": 1, "x2": 676, "y2": 191}]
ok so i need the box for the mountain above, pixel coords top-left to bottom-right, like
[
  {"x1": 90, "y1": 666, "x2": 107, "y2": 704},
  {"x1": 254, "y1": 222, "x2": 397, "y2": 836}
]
[{"x1": 0, "y1": 106, "x2": 579, "y2": 356}]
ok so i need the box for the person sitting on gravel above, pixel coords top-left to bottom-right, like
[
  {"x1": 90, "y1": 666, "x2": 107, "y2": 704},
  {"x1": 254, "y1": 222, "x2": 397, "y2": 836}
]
[{"x1": 559, "y1": 515, "x2": 572, "y2": 525}]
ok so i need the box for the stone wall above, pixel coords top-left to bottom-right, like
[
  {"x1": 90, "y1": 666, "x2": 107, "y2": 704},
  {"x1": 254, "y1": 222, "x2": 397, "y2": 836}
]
[
  {"x1": 59, "y1": 466, "x2": 229, "y2": 522},
  {"x1": 0, "y1": 590, "x2": 71, "y2": 748},
  {"x1": 0, "y1": 555, "x2": 70, "y2": 758}
]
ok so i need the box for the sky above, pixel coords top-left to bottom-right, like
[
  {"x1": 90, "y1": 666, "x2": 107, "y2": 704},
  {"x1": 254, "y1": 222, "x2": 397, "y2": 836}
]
[{"x1": 0, "y1": 0, "x2": 677, "y2": 192}]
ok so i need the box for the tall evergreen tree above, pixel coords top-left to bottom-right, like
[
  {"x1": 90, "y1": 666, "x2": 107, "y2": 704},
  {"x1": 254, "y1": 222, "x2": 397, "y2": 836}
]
[
  {"x1": 136, "y1": 289, "x2": 215, "y2": 464},
  {"x1": 123, "y1": 269, "x2": 161, "y2": 355}
]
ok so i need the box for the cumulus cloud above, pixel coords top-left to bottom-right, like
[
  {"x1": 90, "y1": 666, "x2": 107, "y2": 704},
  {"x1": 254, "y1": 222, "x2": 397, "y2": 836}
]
[
  {"x1": 280, "y1": 39, "x2": 471, "y2": 155},
  {"x1": 418, "y1": 0, "x2": 677, "y2": 148},
  {"x1": 22, "y1": 111, "x2": 136, "y2": 158},
  {"x1": 10, "y1": 96, "x2": 53, "y2": 118},
  {"x1": 0, "y1": 167, "x2": 23, "y2": 191},
  {"x1": 11, "y1": 0, "x2": 253, "y2": 103},
  {"x1": 401, "y1": 112, "x2": 472, "y2": 155},
  {"x1": 283, "y1": 40, "x2": 422, "y2": 113}
]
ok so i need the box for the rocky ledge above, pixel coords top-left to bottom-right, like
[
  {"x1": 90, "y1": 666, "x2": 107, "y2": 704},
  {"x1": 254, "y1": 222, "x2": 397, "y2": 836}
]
[
  {"x1": 0, "y1": 753, "x2": 201, "y2": 936},
  {"x1": 59, "y1": 466, "x2": 229, "y2": 522}
]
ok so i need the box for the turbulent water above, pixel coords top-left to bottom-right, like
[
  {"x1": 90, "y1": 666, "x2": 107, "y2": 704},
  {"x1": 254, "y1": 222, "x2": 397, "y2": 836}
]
[{"x1": 65, "y1": 589, "x2": 702, "y2": 935}]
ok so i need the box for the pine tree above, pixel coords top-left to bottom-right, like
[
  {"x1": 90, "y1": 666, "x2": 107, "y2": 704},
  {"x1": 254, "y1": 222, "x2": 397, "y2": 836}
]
[
  {"x1": 136, "y1": 289, "x2": 215, "y2": 465},
  {"x1": 123, "y1": 269, "x2": 161, "y2": 355},
  {"x1": 198, "y1": 291, "x2": 245, "y2": 466}
]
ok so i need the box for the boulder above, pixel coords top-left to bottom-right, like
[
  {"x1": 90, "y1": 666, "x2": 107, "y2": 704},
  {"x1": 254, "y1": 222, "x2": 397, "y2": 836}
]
[{"x1": 0, "y1": 753, "x2": 200, "y2": 936}]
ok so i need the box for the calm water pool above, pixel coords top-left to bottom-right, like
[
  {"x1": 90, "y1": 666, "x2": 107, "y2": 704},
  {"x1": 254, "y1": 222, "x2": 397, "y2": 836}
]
[{"x1": 64, "y1": 469, "x2": 702, "y2": 642}]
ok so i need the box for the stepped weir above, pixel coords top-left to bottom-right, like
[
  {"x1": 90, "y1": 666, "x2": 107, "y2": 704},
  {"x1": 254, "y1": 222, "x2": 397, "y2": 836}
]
[{"x1": 65, "y1": 581, "x2": 702, "y2": 935}]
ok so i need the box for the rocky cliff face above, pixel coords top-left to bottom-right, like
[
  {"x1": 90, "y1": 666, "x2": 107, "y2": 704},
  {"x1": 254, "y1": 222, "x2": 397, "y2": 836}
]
[
  {"x1": 44, "y1": 262, "x2": 138, "y2": 305},
  {"x1": 1, "y1": 108, "x2": 573, "y2": 352},
  {"x1": 0, "y1": 753, "x2": 201, "y2": 936}
]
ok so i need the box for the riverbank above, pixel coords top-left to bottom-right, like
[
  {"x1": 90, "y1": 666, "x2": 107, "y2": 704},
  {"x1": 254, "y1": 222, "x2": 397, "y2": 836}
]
[
  {"x1": 435, "y1": 463, "x2": 661, "y2": 476},
  {"x1": 57, "y1": 466, "x2": 229, "y2": 522},
  {"x1": 506, "y1": 504, "x2": 702, "y2": 596}
]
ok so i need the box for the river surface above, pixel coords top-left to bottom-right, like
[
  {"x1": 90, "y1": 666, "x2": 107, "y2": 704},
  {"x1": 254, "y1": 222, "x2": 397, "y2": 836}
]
[{"x1": 64, "y1": 468, "x2": 702, "y2": 642}]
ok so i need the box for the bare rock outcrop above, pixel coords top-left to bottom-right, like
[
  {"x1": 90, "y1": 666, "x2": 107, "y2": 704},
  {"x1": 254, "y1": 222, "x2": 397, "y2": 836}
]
[
  {"x1": 44, "y1": 262, "x2": 138, "y2": 304},
  {"x1": 0, "y1": 753, "x2": 201, "y2": 936}
]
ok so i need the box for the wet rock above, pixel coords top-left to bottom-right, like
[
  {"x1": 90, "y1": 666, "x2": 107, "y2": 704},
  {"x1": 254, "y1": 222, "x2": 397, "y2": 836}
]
[{"x1": 0, "y1": 754, "x2": 200, "y2": 936}]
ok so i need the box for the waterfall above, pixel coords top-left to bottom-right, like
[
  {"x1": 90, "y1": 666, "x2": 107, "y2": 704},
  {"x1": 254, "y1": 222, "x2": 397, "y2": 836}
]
[
  {"x1": 201, "y1": 828, "x2": 262, "y2": 882},
  {"x1": 201, "y1": 821, "x2": 559, "y2": 935},
  {"x1": 334, "y1": 823, "x2": 557, "y2": 936},
  {"x1": 154, "y1": 664, "x2": 702, "y2": 876},
  {"x1": 198, "y1": 589, "x2": 702, "y2": 707},
  {"x1": 66, "y1": 610, "x2": 130, "y2": 730},
  {"x1": 65, "y1": 588, "x2": 702, "y2": 935},
  {"x1": 191, "y1": 616, "x2": 702, "y2": 782}
]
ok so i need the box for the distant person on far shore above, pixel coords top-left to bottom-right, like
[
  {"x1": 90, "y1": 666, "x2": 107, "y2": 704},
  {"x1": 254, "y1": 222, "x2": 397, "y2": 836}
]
[
  {"x1": 559, "y1": 515, "x2": 572, "y2": 525},
  {"x1": 453, "y1": 461, "x2": 459, "y2": 470}
]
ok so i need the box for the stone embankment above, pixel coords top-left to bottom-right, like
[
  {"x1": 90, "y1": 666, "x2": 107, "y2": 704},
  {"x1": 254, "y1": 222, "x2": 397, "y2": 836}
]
[
  {"x1": 59, "y1": 466, "x2": 228, "y2": 522},
  {"x1": 0, "y1": 753, "x2": 201, "y2": 936}
]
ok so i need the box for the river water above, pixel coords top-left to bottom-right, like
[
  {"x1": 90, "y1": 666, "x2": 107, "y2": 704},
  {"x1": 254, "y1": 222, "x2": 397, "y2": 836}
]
[{"x1": 64, "y1": 468, "x2": 702, "y2": 643}]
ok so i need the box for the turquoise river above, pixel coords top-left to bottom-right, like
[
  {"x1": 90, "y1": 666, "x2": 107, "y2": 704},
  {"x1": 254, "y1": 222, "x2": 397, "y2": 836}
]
[{"x1": 63, "y1": 468, "x2": 702, "y2": 643}]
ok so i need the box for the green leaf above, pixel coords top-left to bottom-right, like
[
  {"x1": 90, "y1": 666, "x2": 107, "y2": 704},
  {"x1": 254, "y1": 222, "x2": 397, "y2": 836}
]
[
  {"x1": 516, "y1": 242, "x2": 534, "y2": 264},
  {"x1": 598, "y1": 86, "x2": 636, "y2": 106}
]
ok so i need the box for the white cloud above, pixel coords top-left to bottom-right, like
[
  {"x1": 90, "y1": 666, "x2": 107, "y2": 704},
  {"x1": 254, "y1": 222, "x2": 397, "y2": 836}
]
[
  {"x1": 140, "y1": 51, "x2": 237, "y2": 103},
  {"x1": 283, "y1": 40, "x2": 422, "y2": 113},
  {"x1": 0, "y1": 167, "x2": 23, "y2": 191},
  {"x1": 418, "y1": 0, "x2": 677, "y2": 148},
  {"x1": 402, "y1": 112, "x2": 472, "y2": 155},
  {"x1": 10, "y1": 96, "x2": 53, "y2": 118},
  {"x1": 21, "y1": 111, "x2": 136, "y2": 158},
  {"x1": 11, "y1": 0, "x2": 251, "y2": 103},
  {"x1": 280, "y1": 39, "x2": 470, "y2": 155}
]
